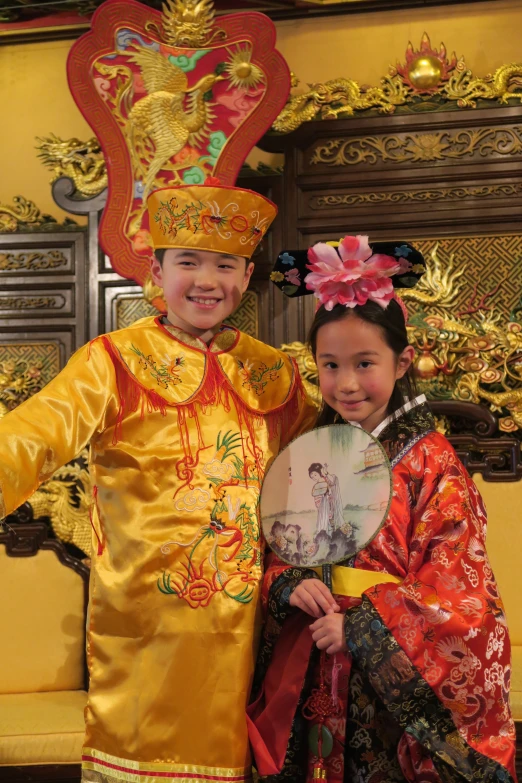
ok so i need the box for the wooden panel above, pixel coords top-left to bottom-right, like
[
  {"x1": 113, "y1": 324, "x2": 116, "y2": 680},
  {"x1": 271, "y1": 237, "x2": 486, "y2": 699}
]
[
  {"x1": 255, "y1": 106, "x2": 522, "y2": 345},
  {"x1": 0, "y1": 231, "x2": 87, "y2": 359},
  {"x1": 0, "y1": 286, "x2": 74, "y2": 317}
]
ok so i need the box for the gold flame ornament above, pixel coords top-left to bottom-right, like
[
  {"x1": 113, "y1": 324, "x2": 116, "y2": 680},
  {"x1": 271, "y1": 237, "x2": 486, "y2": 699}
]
[{"x1": 393, "y1": 32, "x2": 457, "y2": 94}]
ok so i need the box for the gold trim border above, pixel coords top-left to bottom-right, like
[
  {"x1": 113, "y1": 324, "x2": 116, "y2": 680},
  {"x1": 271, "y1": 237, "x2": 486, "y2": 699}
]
[
  {"x1": 83, "y1": 748, "x2": 252, "y2": 782},
  {"x1": 309, "y1": 183, "x2": 522, "y2": 208}
]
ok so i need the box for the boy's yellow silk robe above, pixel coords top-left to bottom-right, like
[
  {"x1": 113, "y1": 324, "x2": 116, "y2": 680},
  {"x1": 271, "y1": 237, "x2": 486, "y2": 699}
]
[{"x1": 0, "y1": 317, "x2": 316, "y2": 783}]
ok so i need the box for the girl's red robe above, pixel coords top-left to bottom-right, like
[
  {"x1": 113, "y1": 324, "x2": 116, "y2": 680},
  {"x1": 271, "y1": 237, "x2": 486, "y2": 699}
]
[{"x1": 249, "y1": 400, "x2": 517, "y2": 783}]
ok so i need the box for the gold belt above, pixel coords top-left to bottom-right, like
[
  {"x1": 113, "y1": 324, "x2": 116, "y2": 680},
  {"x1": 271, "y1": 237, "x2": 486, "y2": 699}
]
[{"x1": 311, "y1": 565, "x2": 401, "y2": 597}]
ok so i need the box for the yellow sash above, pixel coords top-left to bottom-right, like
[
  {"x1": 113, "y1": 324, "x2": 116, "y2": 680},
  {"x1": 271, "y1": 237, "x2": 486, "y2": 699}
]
[{"x1": 312, "y1": 565, "x2": 401, "y2": 597}]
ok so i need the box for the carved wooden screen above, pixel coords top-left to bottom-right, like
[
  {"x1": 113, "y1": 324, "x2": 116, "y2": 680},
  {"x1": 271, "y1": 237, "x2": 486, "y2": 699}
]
[
  {"x1": 253, "y1": 104, "x2": 522, "y2": 445},
  {"x1": 258, "y1": 105, "x2": 522, "y2": 344},
  {"x1": 0, "y1": 228, "x2": 87, "y2": 416}
]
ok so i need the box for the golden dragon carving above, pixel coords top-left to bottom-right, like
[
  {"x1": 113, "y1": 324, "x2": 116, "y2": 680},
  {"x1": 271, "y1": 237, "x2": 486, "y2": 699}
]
[
  {"x1": 443, "y1": 62, "x2": 522, "y2": 108},
  {"x1": 397, "y1": 244, "x2": 466, "y2": 313},
  {"x1": 29, "y1": 454, "x2": 92, "y2": 556},
  {"x1": 273, "y1": 35, "x2": 522, "y2": 134},
  {"x1": 36, "y1": 134, "x2": 108, "y2": 197},
  {"x1": 0, "y1": 196, "x2": 76, "y2": 232},
  {"x1": 279, "y1": 245, "x2": 522, "y2": 433},
  {"x1": 456, "y1": 374, "x2": 522, "y2": 429},
  {"x1": 154, "y1": 0, "x2": 223, "y2": 48},
  {"x1": 273, "y1": 77, "x2": 399, "y2": 133}
]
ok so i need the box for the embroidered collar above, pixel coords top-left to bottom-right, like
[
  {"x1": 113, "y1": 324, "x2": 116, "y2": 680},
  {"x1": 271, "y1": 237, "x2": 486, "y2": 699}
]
[
  {"x1": 337, "y1": 395, "x2": 428, "y2": 436},
  {"x1": 105, "y1": 317, "x2": 297, "y2": 412},
  {"x1": 375, "y1": 394, "x2": 435, "y2": 467},
  {"x1": 371, "y1": 394, "x2": 427, "y2": 438},
  {"x1": 156, "y1": 317, "x2": 239, "y2": 354}
]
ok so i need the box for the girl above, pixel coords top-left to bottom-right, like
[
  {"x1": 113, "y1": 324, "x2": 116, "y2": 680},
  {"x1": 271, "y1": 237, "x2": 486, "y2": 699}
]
[{"x1": 249, "y1": 237, "x2": 516, "y2": 783}]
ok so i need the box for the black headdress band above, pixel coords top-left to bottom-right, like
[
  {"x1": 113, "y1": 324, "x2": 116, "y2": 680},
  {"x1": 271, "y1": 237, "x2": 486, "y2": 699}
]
[{"x1": 270, "y1": 239, "x2": 425, "y2": 301}]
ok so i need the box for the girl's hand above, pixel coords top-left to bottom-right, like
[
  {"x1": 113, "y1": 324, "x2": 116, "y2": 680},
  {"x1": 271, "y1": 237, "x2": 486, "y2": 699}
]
[
  {"x1": 289, "y1": 579, "x2": 340, "y2": 618},
  {"x1": 310, "y1": 612, "x2": 346, "y2": 654}
]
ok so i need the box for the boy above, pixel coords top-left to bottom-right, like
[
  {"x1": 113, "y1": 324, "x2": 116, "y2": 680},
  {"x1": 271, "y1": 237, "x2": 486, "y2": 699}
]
[{"x1": 0, "y1": 179, "x2": 316, "y2": 783}]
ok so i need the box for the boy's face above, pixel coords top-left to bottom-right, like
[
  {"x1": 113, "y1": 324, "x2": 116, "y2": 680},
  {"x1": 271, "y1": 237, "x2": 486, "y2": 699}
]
[{"x1": 151, "y1": 248, "x2": 254, "y2": 339}]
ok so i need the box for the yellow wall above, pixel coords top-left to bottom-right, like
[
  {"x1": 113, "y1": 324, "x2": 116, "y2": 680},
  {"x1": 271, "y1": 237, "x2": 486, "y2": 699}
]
[
  {"x1": 0, "y1": 39, "x2": 92, "y2": 225},
  {"x1": 274, "y1": 0, "x2": 522, "y2": 87},
  {"x1": 1, "y1": 0, "x2": 521, "y2": 222}
]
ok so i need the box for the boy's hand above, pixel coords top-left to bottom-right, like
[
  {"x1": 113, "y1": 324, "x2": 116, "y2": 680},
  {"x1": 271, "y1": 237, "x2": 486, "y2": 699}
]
[
  {"x1": 289, "y1": 579, "x2": 340, "y2": 618},
  {"x1": 310, "y1": 612, "x2": 347, "y2": 655}
]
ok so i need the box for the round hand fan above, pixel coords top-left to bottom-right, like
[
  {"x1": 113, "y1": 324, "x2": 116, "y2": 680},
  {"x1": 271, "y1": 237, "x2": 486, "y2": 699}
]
[{"x1": 261, "y1": 424, "x2": 392, "y2": 573}]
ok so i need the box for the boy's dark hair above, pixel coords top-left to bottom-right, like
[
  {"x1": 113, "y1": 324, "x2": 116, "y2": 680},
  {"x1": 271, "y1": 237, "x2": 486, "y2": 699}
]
[
  {"x1": 308, "y1": 462, "x2": 324, "y2": 477},
  {"x1": 155, "y1": 249, "x2": 166, "y2": 266},
  {"x1": 308, "y1": 298, "x2": 417, "y2": 427}
]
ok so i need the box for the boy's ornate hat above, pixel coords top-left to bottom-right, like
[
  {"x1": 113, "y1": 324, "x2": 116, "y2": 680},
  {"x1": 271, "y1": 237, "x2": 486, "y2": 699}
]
[
  {"x1": 270, "y1": 236, "x2": 425, "y2": 311},
  {"x1": 68, "y1": 0, "x2": 290, "y2": 286},
  {"x1": 147, "y1": 177, "x2": 277, "y2": 259}
]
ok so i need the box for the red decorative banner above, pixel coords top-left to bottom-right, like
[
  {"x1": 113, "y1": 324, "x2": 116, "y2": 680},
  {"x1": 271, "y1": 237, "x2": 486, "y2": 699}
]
[{"x1": 67, "y1": 0, "x2": 290, "y2": 286}]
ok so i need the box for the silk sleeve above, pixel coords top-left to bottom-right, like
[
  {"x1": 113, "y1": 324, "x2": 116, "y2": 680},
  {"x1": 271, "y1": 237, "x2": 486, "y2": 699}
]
[{"x1": 0, "y1": 339, "x2": 116, "y2": 518}]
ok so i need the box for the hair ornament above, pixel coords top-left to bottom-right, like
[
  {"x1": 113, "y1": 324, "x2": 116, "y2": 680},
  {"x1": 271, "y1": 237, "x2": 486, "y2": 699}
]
[{"x1": 270, "y1": 235, "x2": 425, "y2": 311}]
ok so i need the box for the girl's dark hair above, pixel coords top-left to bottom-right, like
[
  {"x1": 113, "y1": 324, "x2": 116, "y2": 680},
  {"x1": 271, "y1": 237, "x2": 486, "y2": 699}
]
[
  {"x1": 308, "y1": 462, "x2": 324, "y2": 477},
  {"x1": 308, "y1": 298, "x2": 417, "y2": 427}
]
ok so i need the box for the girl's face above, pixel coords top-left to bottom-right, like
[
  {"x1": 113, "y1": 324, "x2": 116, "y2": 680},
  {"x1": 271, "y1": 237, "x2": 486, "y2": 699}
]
[
  {"x1": 309, "y1": 471, "x2": 321, "y2": 482},
  {"x1": 315, "y1": 313, "x2": 414, "y2": 433}
]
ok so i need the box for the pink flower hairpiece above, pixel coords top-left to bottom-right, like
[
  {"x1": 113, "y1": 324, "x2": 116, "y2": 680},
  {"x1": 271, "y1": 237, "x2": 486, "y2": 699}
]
[{"x1": 305, "y1": 235, "x2": 412, "y2": 311}]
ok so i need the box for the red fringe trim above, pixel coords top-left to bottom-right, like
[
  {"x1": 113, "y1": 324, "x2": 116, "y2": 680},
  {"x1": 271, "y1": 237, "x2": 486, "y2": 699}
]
[
  {"x1": 100, "y1": 336, "x2": 168, "y2": 444},
  {"x1": 98, "y1": 337, "x2": 304, "y2": 496}
]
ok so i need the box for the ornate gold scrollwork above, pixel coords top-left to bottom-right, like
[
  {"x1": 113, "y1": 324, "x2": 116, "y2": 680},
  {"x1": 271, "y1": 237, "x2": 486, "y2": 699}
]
[
  {"x1": 0, "y1": 296, "x2": 60, "y2": 310},
  {"x1": 400, "y1": 246, "x2": 522, "y2": 433},
  {"x1": 273, "y1": 34, "x2": 522, "y2": 133},
  {"x1": 0, "y1": 197, "x2": 76, "y2": 233},
  {"x1": 0, "y1": 250, "x2": 68, "y2": 271},
  {"x1": 309, "y1": 183, "x2": 522, "y2": 209},
  {"x1": 310, "y1": 127, "x2": 522, "y2": 167}
]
